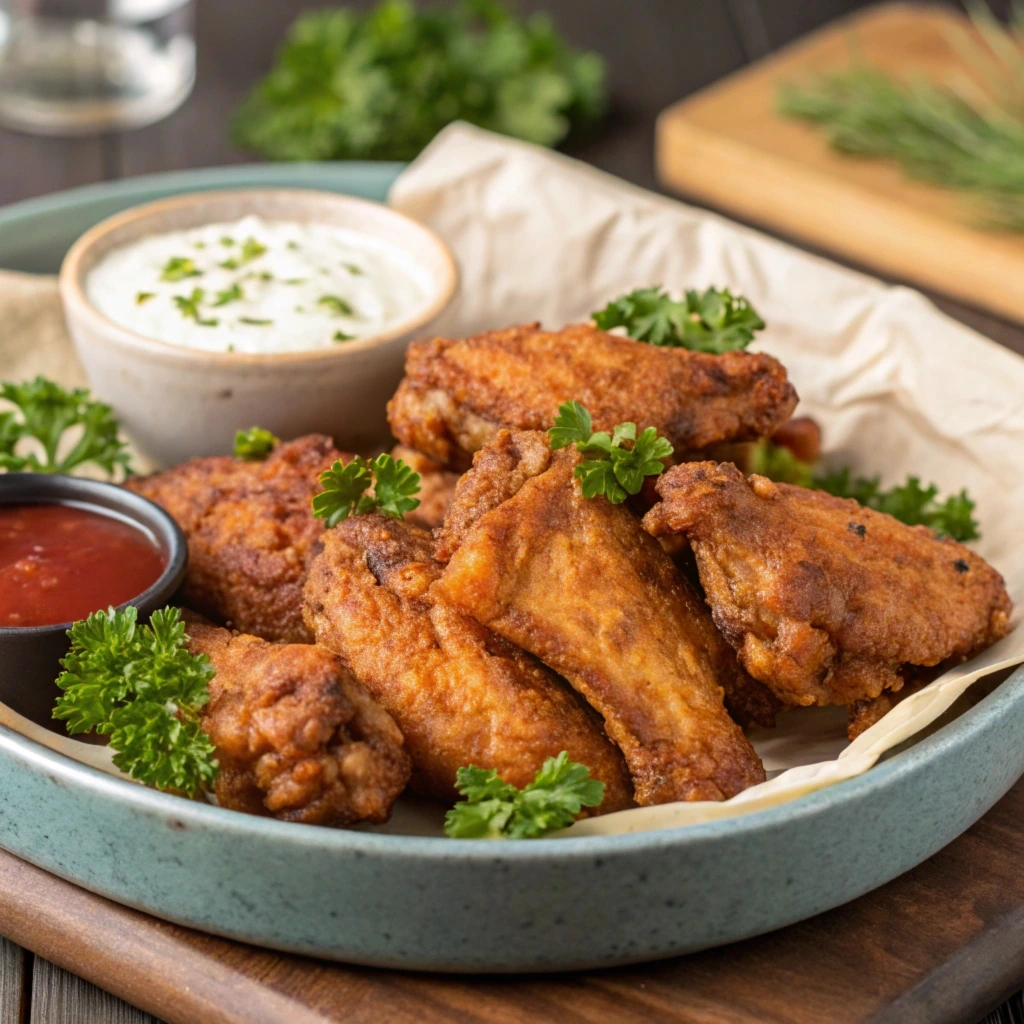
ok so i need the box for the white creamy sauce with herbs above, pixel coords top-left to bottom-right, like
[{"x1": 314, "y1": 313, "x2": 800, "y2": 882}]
[{"x1": 85, "y1": 215, "x2": 432, "y2": 354}]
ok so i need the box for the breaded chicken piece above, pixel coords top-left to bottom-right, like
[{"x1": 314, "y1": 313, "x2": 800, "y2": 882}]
[
  {"x1": 303, "y1": 515, "x2": 633, "y2": 811},
  {"x1": 390, "y1": 444, "x2": 460, "y2": 531},
  {"x1": 643, "y1": 462, "x2": 1013, "y2": 707},
  {"x1": 388, "y1": 322, "x2": 799, "y2": 470},
  {"x1": 186, "y1": 616, "x2": 410, "y2": 826},
  {"x1": 432, "y1": 430, "x2": 767, "y2": 805},
  {"x1": 128, "y1": 435, "x2": 346, "y2": 643}
]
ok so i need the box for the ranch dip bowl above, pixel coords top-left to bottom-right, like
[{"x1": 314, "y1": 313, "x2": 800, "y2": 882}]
[{"x1": 59, "y1": 189, "x2": 458, "y2": 466}]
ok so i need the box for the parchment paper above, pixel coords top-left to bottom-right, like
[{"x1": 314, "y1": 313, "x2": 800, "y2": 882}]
[{"x1": 3, "y1": 122, "x2": 1023, "y2": 837}]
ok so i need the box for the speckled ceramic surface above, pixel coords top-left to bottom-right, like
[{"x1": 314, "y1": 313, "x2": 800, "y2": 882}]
[{"x1": 1, "y1": 167, "x2": 1023, "y2": 973}]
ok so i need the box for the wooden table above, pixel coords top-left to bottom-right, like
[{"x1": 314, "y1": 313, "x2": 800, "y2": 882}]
[{"x1": 1, "y1": 1, "x2": 1022, "y2": 1020}]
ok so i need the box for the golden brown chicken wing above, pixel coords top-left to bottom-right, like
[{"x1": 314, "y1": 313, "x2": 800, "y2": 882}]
[
  {"x1": 128, "y1": 435, "x2": 346, "y2": 643},
  {"x1": 186, "y1": 616, "x2": 410, "y2": 826},
  {"x1": 432, "y1": 430, "x2": 767, "y2": 805},
  {"x1": 643, "y1": 462, "x2": 1013, "y2": 708},
  {"x1": 302, "y1": 514, "x2": 633, "y2": 811},
  {"x1": 388, "y1": 322, "x2": 799, "y2": 470}
]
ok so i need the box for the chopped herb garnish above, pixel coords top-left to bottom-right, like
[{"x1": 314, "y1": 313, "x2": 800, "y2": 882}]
[
  {"x1": 173, "y1": 288, "x2": 219, "y2": 327},
  {"x1": 593, "y1": 286, "x2": 765, "y2": 353},
  {"x1": 135, "y1": 291, "x2": 155, "y2": 305},
  {"x1": 318, "y1": 294, "x2": 355, "y2": 317},
  {"x1": 239, "y1": 317, "x2": 273, "y2": 326},
  {"x1": 53, "y1": 606, "x2": 218, "y2": 797},
  {"x1": 343, "y1": 263, "x2": 363, "y2": 275},
  {"x1": 548, "y1": 401, "x2": 673, "y2": 504},
  {"x1": 312, "y1": 453, "x2": 420, "y2": 527},
  {"x1": 444, "y1": 751, "x2": 605, "y2": 839},
  {"x1": 233, "y1": 426, "x2": 278, "y2": 459},
  {"x1": 283, "y1": 277, "x2": 306, "y2": 285},
  {"x1": 213, "y1": 283, "x2": 244, "y2": 306},
  {"x1": 332, "y1": 330, "x2": 355, "y2": 342},
  {"x1": 286, "y1": 240, "x2": 299, "y2": 251},
  {"x1": 219, "y1": 236, "x2": 235, "y2": 247},
  {"x1": 227, "y1": 344, "x2": 235, "y2": 352},
  {"x1": 220, "y1": 236, "x2": 267, "y2": 270},
  {"x1": 0, "y1": 375, "x2": 132, "y2": 477},
  {"x1": 194, "y1": 241, "x2": 207, "y2": 250},
  {"x1": 258, "y1": 271, "x2": 273, "y2": 282},
  {"x1": 160, "y1": 256, "x2": 201, "y2": 282}
]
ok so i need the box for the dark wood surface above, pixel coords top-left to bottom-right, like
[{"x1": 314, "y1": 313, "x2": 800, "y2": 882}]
[{"x1": 2, "y1": 1, "x2": 1023, "y2": 1021}]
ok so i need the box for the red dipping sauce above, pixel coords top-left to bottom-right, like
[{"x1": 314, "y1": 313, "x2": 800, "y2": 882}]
[{"x1": 0, "y1": 503, "x2": 166, "y2": 628}]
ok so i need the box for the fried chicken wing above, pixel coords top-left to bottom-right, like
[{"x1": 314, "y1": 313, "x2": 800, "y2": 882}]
[
  {"x1": 432, "y1": 430, "x2": 767, "y2": 805},
  {"x1": 128, "y1": 435, "x2": 346, "y2": 643},
  {"x1": 186, "y1": 616, "x2": 410, "y2": 826},
  {"x1": 302, "y1": 514, "x2": 633, "y2": 810},
  {"x1": 388, "y1": 322, "x2": 798, "y2": 470},
  {"x1": 643, "y1": 462, "x2": 1013, "y2": 707},
  {"x1": 390, "y1": 444, "x2": 460, "y2": 531}
]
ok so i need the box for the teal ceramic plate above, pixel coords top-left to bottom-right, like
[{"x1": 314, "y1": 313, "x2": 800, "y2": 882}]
[{"x1": 1, "y1": 165, "x2": 1022, "y2": 972}]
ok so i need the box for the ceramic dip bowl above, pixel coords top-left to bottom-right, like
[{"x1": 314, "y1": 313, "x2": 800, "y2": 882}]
[{"x1": 59, "y1": 189, "x2": 458, "y2": 466}]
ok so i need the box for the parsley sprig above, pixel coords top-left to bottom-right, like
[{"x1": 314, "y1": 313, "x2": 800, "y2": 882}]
[
  {"x1": 549, "y1": 401, "x2": 673, "y2": 504},
  {"x1": 0, "y1": 376, "x2": 132, "y2": 478},
  {"x1": 593, "y1": 286, "x2": 765, "y2": 353},
  {"x1": 445, "y1": 751, "x2": 605, "y2": 839},
  {"x1": 312, "y1": 453, "x2": 421, "y2": 527},
  {"x1": 233, "y1": 426, "x2": 278, "y2": 460},
  {"x1": 53, "y1": 607, "x2": 219, "y2": 797}
]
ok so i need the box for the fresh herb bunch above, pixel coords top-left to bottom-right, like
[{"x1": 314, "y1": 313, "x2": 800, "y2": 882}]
[
  {"x1": 777, "y1": 4, "x2": 1024, "y2": 230},
  {"x1": 312, "y1": 453, "x2": 421, "y2": 527},
  {"x1": 548, "y1": 400, "x2": 673, "y2": 504},
  {"x1": 444, "y1": 751, "x2": 605, "y2": 839},
  {"x1": 231, "y1": 0, "x2": 606, "y2": 162},
  {"x1": 592, "y1": 286, "x2": 765, "y2": 353},
  {"x1": 0, "y1": 376, "x2": 133, "y2": 478},
  {"x1": 752, "y1": 440, "x2": 980, "y2": 541},
  {"x1": 53, "y1": 606, "x2": 219, "y2": 797},
  {"x1": 233, "y1": 426, "x2": 279, "y2": 460}
]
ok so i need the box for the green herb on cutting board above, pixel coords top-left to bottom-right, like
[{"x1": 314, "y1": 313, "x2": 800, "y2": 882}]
[
  {"x1": 231, "y1": 0, "x2": 607, "y2": 162},
  {"x1": 777, "y1": 2, "x2": 1024, "y2": 230}
]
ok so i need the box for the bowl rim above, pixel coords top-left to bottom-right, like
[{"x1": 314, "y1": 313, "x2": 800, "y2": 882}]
[
  {"x1": 58, "y1": 187, "x2": 459, "y2": 366},
  {"x1": 0, "y1": 473, "x2": 188, "y2": 636}
]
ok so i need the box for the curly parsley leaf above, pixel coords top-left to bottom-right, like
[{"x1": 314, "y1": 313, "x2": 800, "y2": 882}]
[
  {"x1": 0, "y1": 376, "x2": 133, "y2": 478},
  {"x1": 444, "y1": 751, "x2": 605, "y2": 839},
  {"x1": 233, "y1": 426, "x2": 279, "y2": 460},
  {"x1": 53, "y1": 606, "x2": 219, "y2": 797},
  {"x1": 231, "y1": 0, "x2": 606, "y2": 163},
  {"x1": 547, "y1": 401, "x2": 673, "y2": 504},
  {"x1": 311, "y1": 453, "x2": 421, "y2": 527},
  {"x1": 592, "y1": 286, "x2": 765, "y2": 353}
]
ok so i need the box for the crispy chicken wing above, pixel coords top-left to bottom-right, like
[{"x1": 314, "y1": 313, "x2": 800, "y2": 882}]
[
  {"x1": 303, "y1": 514, "x2": 633, "y2": 810},
  {"x1": 643, "y1": 462, "x2": 1013, "y2": 707},
  {"x1": 128, "y1": 435, "x2": 345, "y2": 643},
  {"x1": 432, "y1": 430, "x2": 767, "y2": 805},
  {"x1": 186, "y1": 616, "x2": 410, "y2": 826},
  {"x1": 388, "y1": 322, "x2": 798, "y2": 470}
]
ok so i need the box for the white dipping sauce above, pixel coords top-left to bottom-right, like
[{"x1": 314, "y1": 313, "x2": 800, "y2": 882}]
[{"x1": 85, "y1": 215, "x2": 433, "y2": 354}]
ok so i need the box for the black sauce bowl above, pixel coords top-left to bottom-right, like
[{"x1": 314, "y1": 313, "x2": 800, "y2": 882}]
[{"x1": 0, "y1": 473, "x2": 187, "y2": 730}]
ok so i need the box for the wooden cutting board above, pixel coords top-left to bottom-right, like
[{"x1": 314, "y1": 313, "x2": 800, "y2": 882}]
[
  {"x1": 6, "y1": 777, "x2": 1024, "y2": 1024},
  {"x1": 656, "y1": 2, "x2": 1024, "y2": 324}
]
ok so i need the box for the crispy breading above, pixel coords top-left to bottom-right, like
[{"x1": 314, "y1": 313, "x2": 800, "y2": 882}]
[
  {"x1": 643, "y1": 462, "x2": 1013, "y2": 707},
  {"x1": 127, "y1": 436, "x2": 345, "y2": 643},
  {"x1": 390, "y1": 444, "x2": 460, "y2": 531},
  {"x1": 387, "y1": 322, "x2": 799, "y2": 470},
  {"x1": 302, "y1": 514, "x2": 633, "y2": 811},
  {"x1": 432, "y1": 430, "x2": 767, "y2": 805},
  {"x1": 185, "y1": 616, "x2": 410, "y2": 826}
]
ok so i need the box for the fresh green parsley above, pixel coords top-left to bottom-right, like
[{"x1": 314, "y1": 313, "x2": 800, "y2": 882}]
[
  {"x1": 173, "y1": 288, "x2": 219, "y2": 327},
  {"x1": 592, "y1": 286, "x2": 765, "y2": 353},
  {"x1": 231, "y1": 0, "x2": 606, "y2": 162},
  {"x1": 283, "y1": 277, "x2": 307, "y2": 285},
  {"x1": 747, "y1": 437, "x2": 814, "y2": 488},
  {"x1": 0, "y1": 376, "x2": 132, "y2": 477},
  {"x1": 135, "y1": 291, "x2": 155, "y2": 305},
  {"x1": 444, "y1": 751, "x2": 605, "y2": 839},
  {"x1": 213, "y1": 283, "x2": 244, "y2": 306},
  {"x1": 333, "y1": 330, "x2": 355, "y2": 342},
  {"x1": 239, "y1": 317, "x2": 273, "y2": 326},
  {"x1": 548, "y1": 400, "x2": 673, "y2": 504},
  {"x1": 233, "y1": 426, "x2": 279, "y2": 460},
  {"x1": 343, "y1": 263, "x2": 363, "y2": 275},
  {"x1": 220, "y1": 236, "x2": 267, "y2": 270},
  {"x1": 318, "y1": 295, "x2": 355, "y2": 317},
  {"x1": 160, "y1": 256, "x2": 201, "y2": 282},
  {"x1": 53, "y1": 606, "x2": 219, "y2": 797},
  {"x1": 220, "y1": 236, "x2": 236, "y2": 247},
  {"x1": 311, "y1": 453, "x2": 420, "y2": 527}
]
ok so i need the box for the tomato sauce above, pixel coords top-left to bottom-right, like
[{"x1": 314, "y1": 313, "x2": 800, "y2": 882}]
[{"x1": 0, "y1": 503, "x2": 166, "y2": 628}]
